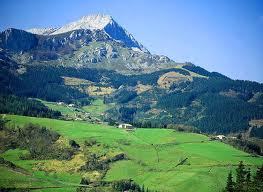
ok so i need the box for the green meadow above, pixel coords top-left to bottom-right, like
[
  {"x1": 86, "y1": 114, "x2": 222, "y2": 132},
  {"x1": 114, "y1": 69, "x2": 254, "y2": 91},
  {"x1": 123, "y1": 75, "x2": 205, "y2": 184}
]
[
  {"x1": 82, "y1": 98, "x2": 115, "y2": 118},
  {"x1": 1, "y1": 114, "x2": 262, "y2": 192},
  {"x1": 40, "y1": 98, "x2": 114, "y2": 120},
  {"x1": 40, "y1": 100, "x2": 77, "y2": 116}
]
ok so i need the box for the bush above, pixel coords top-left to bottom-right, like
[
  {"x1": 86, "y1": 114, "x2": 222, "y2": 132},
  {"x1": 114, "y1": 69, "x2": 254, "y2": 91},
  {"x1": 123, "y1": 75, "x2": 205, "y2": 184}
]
[
  {"x1": 167, "y1": 124, "x2": 200, "y2": 133},
  {"x1": 84, "y1": 139, "x2": 97, "y2": 147},
  {"x1": 112, "y1": 180, "x2": 142, "y2": 192},
  {"x1": 69, "y1": 140, "x2": 80, "y2": 149},
  {"x1": 80, "y1": 153, "x2": 109, "y2": 171}
]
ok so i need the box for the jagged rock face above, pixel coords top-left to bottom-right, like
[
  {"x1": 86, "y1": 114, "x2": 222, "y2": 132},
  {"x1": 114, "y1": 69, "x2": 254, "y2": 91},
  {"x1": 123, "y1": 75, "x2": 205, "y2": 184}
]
[
  {"x1": 0, "y1": 28, "x2": 38, "y2": 51},
  {"x1": 27, "y1": 14, "x2": 148, "y2": 53},
  {"x1": 103, "y1": 19, "x2": 146, "y2": 52},
  {"x1": 0, "y1": 14, "x2": 179, "y2": 73},
  {"x1": 0, "y1": 28, "x2": 111, "y2": 60},
  {"x1": 36, "y1": 29, "x2": 110, "y2": 52}
]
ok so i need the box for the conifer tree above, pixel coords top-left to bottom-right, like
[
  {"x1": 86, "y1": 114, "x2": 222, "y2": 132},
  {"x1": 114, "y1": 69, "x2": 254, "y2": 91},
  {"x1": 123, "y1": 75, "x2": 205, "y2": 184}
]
[
  {"x1": 225, "y1": 171, "x2": 235, "y2": 192},
  {"x1": 253, "y1": 165, "x2": 263, "y2": 191},
  {"x1": 141, "y1": 184, "x2": 145, "y2": 192},
  {"x1": 245, "y1": 168, "x2": 251, "y2": 191},
  {"x1": 235, "y1": 161, "x2": 246, "y2": 192}
]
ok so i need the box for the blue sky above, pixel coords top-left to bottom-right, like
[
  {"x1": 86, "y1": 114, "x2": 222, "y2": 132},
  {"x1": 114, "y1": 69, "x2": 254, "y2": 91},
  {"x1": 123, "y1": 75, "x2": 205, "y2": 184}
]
[{"x1": 1, "y1": 0, "x2": 262, "y2": 82}]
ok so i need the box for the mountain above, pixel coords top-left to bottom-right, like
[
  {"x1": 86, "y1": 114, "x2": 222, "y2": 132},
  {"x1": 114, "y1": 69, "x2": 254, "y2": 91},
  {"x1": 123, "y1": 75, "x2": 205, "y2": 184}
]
[
  {"x1": 27, "y1": 14, "x2": 148, "y2": 53},
  {"x1": 1, "y1": 15, "x2": 178, "y2": 73},
  {"x1": 0, "y1": 14, "x2": 263, "y2": 135}
]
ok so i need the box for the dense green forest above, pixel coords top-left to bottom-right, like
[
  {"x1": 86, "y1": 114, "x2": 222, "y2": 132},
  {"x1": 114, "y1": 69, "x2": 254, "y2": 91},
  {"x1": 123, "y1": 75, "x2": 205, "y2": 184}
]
[
  {"x1": 110, "y1": 76, "x2": 263, "y2": 133},
  {"x1": 0, "y1": 94, "x2": 61, "y2": 118}
]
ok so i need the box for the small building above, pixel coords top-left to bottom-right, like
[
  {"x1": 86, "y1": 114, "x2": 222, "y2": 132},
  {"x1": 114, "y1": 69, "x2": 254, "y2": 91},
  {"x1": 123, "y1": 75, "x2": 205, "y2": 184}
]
[
  {"x1": 75, "y1": 117, "x2": 82, "y2": 121},
  {"x1": 68, "y1": 104, "x2": 75, "y2": 107},
  {"x1": 216, "y1": 135, "x2": 226, "y2": 140},
  {"x1": 57, "y1": 102, "x2": 64, "y2": 105},
  {"x1": 118, "y1": 123, "x2": 134, "y2": 129},
  {"x1": 229, "y1": 136, "x2": 237, "y2": 139}
]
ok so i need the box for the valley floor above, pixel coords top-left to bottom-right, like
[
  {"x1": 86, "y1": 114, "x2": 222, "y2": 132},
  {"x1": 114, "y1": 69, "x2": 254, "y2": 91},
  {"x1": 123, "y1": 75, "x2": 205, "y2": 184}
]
[{"x1": 1, "y1": 114, "x2": 262, "y2": 192}]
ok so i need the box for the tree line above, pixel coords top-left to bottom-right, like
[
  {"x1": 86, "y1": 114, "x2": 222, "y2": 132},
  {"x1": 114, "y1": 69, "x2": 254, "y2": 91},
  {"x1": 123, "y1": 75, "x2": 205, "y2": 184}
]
[
  {"x1": 0, "y1": 94, "x2": 61, "y2": 118},
  {"x1": 225, "y1": 161, "x2": 263, "y2": 192}
]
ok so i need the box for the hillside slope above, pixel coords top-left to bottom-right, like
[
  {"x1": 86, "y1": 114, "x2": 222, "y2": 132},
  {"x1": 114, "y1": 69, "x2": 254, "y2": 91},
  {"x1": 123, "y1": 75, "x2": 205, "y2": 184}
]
[
  {"x1": 0, "y1": 14, "x2": 263, "y2": 134},
  {"x1": 1, "y1": 114, "x2": 262, "y2": 192}
]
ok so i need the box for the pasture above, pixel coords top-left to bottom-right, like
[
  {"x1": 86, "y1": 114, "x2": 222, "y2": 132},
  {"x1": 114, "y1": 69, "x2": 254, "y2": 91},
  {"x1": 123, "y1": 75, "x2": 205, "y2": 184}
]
[{"x1": 1, "y1": 114, "x2": 262, "y2": 192}]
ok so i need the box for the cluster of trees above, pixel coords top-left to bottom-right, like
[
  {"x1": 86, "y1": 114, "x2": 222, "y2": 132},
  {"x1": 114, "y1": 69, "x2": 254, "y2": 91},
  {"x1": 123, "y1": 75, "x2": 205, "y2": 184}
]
[
  {"x1": 225, "y1": 161, "x2": 263, "y2": 192},
  {"x1": 133, "y1": 121, "x2": 167, "y2": 129},
  {"x1": 166, "y1": 124, "x2": 200, "y2": 133},
  {"x1": 80, "y1": 150, "x2": 126, "y2": 173},
  {"x1": 76, "y1": 179, "x2": 154, "y2": 192},
  {"x1": 1, "y1": 123, "x2": 78, "y2": 160},
  {"x1": 0, "y1": 94, "x2": 61, "y2": 118},
  {"x1": 224, "y1": 138, "x2": 262, "y2": 156},
  {"x1": 111, "y1": 180, "x2": 147, "y2": 192},
  {"x1": 80, "y1": 153, "x2": 109, "y2": 171}
]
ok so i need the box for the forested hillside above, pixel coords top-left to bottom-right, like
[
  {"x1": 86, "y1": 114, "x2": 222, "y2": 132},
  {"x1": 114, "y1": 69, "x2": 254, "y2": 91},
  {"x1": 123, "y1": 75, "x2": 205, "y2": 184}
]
[
  {"x1": 1, "y1": 57, "x2": 263, "y2": 134},
  {"x1": 0, "y1": 25, "x2": 263, "y2": 134}
]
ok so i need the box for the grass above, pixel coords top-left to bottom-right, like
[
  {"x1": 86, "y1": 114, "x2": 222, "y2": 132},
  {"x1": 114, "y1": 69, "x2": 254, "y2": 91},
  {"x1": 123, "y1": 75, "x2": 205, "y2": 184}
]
[
  {"x1": 1, "y1": 114, "x2": 263, "y2": 192},
  {"x1": 40, "y1": 98, "x2": 114, "y2": 120},
  {"x1": 0, "y1": 162, "x2": 80, "y2": 191},
  {"x1": 0, "y1": 148, "x2": 81, "y2": 191},
  {"x1": 40, "y1": 100, "x2": 77, "y2": 116},
  {"x1": 82, "y1": 98, "x2": 115, "y2": 118}
]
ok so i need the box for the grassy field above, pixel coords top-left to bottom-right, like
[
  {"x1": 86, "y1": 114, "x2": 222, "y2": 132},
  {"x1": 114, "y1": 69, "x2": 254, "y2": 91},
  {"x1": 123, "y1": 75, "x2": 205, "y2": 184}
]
[
  {"x1": 82, "y1": 98, "x2": 115, "y2": 118},
  {"x1": 1, "y1": 114, "x2": 263, "y2": 192},
  {"x1": 40, "y1": 100, "x2": 77, "y2": 116},
  {"x1": 40, "y1": 98, "x2": 114, "y2": 121},
  {"x1": 0, "y1": 147, "x2": 81, "y2": 191}
]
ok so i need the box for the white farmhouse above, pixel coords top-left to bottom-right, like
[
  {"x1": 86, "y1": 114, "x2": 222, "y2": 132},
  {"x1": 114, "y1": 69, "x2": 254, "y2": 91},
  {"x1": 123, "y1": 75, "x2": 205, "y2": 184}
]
[
  {"x1": 118, "y1": 123, "x2": 134, "y2": 129},
  {"x1": 216, "y1": 135, "x2": 226, "y2": 140}
]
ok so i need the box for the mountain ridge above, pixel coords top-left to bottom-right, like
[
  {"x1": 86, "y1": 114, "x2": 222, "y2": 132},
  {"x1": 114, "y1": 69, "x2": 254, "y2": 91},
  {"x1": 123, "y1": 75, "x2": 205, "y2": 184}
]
[
  {"x1": 0, "y1": 27, "x2": 178, "y2": 73},
  {"x1": 26, "y1": 14, "x2": 148, "y2": 53}
]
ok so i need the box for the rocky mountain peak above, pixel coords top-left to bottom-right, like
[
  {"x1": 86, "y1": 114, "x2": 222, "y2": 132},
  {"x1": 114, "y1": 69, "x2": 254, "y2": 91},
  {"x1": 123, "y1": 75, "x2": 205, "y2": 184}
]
[
  {"x1": 52, "y1": 14, "x2": 113, "y2": 34},
  {"x1": 25, "y1": 14, "x2": 148, "y2": 53}
]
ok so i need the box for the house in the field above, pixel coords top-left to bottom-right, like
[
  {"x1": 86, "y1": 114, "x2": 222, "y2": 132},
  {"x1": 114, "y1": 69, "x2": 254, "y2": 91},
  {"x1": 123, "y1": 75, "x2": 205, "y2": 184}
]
[
  {"x1": 118, "y1": 123, "x2": 134, "y2": 130},
  {"x1": 215, "y1": 135, "x2": 226, "y2": 140}
]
